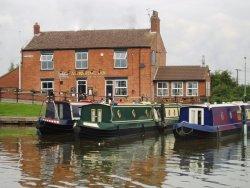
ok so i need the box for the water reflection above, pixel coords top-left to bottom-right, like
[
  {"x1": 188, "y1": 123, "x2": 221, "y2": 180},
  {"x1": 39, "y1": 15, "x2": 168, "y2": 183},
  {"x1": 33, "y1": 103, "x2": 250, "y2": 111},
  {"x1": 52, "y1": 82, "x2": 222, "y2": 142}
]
[{"x1": 0, "y1": 130, "x2": 249, "y2": 187}]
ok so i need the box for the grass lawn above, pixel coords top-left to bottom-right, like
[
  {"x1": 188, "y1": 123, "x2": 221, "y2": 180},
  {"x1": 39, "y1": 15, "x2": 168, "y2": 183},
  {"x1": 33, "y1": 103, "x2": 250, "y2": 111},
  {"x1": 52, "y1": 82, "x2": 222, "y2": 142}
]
[
  {"x1": 0, "y1": 127, "x2": 36, "y2": 138},
  {"x1": 0, "y1": 102, "x2": 42, "y2": 117}
]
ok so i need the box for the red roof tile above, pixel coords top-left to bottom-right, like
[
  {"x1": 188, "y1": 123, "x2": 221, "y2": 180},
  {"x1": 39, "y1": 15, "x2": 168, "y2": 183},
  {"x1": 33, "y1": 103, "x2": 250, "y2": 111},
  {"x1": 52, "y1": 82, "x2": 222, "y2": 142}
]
[
  {"x1": 154, "y1": 66, "x2": 210, "y2": 81},
  {"x1": 23, "y1": 29, "x2": 156, "y2": 50}
]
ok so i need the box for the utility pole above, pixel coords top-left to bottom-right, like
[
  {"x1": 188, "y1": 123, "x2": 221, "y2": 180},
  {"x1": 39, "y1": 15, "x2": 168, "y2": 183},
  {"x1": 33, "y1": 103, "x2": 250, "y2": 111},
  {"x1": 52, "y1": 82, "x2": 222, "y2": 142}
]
[
  {"x1": 244, "y1": 57, "x2": 247, "y2": 102},
  {"x1": 235, "y1": 68, "x2": 242, "y2": 85}
]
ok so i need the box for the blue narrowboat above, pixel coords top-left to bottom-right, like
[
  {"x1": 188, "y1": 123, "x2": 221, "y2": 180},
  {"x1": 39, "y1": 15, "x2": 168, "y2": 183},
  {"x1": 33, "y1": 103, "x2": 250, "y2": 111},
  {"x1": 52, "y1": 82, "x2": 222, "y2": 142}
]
[
  {"x1": 173, "y1": 103, "x2": 250, "y2": 139},
  {"x1": 36, "y1": 100, "x2": 91, "y2": 135}
]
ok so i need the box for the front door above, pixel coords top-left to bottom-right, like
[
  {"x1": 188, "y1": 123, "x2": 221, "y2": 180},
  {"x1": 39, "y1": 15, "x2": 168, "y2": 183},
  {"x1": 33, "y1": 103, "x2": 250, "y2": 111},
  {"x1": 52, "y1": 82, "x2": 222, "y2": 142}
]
[{"x1": 77, "y1": 80, "x2": 87, "y2": 101}]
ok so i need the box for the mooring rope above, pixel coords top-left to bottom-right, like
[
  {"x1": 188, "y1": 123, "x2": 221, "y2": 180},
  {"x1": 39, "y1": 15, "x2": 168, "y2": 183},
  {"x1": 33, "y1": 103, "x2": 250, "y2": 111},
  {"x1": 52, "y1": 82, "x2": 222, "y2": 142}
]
[{"x1": 175, "y1": 122, "x2": 193, "y2": 136}]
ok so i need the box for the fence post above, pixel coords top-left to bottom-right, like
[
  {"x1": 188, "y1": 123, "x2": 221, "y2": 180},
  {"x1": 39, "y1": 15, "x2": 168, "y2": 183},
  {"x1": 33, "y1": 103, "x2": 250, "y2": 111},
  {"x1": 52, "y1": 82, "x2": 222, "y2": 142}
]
[
  {"x1": 15, "y1": 88, "x2": 19, "y2": 103},
  {"x1": 0, "y1": 87, "x2": 2, "y2": 102}
]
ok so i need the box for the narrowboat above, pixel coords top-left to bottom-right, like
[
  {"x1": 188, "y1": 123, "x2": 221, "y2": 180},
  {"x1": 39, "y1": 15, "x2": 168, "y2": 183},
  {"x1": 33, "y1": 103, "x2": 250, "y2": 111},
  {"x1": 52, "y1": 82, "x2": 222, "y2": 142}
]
[
  {"x1": 74, "y1": 103, "x2": 179, "y2": 139},
  {"x1": 173, "y1": 103, "x2": 250, "y2": 139},
  {"x1": 36, "y1": 100, "x2": 91, "y2": 135}
]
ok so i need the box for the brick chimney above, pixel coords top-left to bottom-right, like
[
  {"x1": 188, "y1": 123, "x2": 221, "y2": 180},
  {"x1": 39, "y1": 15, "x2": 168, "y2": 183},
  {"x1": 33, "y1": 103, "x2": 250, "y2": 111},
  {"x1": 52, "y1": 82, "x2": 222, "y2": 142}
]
[
  {"x1": 150, "y1": 11, "x2": 160, "y2": 33},
  {"x1": 33, "y1": 22, "x2": 40, "y2": 35}
]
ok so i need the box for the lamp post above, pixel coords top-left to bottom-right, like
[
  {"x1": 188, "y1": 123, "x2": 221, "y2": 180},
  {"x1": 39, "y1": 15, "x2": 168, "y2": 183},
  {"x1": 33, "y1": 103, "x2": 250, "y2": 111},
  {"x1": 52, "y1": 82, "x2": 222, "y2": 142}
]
[{"x1": 244, "y1": 57, "x2": 247, "y2": 102}]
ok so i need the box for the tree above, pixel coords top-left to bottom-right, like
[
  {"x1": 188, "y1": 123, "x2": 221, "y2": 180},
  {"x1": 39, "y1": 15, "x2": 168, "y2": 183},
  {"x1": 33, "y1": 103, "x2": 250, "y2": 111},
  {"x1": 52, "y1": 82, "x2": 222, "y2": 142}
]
[{"x1": 210, "y1": 70, "x2": 249, "y2": 102}]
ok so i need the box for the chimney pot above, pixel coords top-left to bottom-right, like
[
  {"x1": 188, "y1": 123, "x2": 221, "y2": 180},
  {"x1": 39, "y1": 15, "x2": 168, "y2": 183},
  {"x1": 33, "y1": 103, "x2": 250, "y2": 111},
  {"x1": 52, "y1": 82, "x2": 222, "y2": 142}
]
[
  {"x1": 151, "y1": 10, "x2": 160, "y2": 33},
  {"x1": 33, "y1": 22, "x2": 40, "y2": 35}
]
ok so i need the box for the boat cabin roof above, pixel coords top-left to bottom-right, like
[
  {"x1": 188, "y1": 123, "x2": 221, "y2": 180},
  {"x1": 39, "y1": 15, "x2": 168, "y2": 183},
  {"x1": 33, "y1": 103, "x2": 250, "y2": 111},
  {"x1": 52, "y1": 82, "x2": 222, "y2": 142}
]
[{"x1": 183, "y1": 103, "x2": 249, "y2": 109}]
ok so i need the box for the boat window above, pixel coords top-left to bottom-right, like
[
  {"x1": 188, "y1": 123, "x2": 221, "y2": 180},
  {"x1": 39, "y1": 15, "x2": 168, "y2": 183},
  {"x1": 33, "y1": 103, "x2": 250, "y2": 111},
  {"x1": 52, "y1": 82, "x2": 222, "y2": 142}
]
[
  {"x1": 97, "y1": 109, "x2": 102, "y2": 123},
  {"x1": 45, "y1": 102, "x2": 55, "y2": 119},
  {"x1": 221, "y1": 112, "x2": 225, "y2": 121},
  {"x1": 91, "y1": 109, "x2": 96, "y2": 122},
  {"x1": 246, "y1": 109, "x2": 250, "y2": 119},
  {"x1": 229, "y1": 111, "x2": 233, "y2": 119},
  {"x1": 72, "y1": 105, "x2": 81, "y2": 118},
  {"x1": 145, "y1": 109, "x2": 149, "y2": 118},
  {"x1": 237, "y1": 110, "x2": 242, "y2": 120},
  {"x1": 58, "y1": 104, "x2": 64, "y2": 119}
]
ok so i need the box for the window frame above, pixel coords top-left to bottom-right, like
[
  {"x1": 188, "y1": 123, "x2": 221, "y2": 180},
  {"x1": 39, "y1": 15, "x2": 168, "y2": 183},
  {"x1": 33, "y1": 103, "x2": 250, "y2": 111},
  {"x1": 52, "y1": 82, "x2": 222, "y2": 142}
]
[
  {"x1": 41, "y1": 80, "x2": 54, "y2": 93},
  {"x1": 186, "y1": 81, "x2": 199, "y2": 96},
  {"x1": 113, "y1": 50, "x2": 128, "y2": 69},
  {"x1": 75, "y1": 51, "x2": 88, "y2": 70},
  {"x1": 157, "y1": 82, "x2": 169, "y2": 97},
  {"x1": 114, "y1": 79, "x2": 128, "y2": 96},
  {"x1": 40, "y1": 52, "x2": 54, "y2": 71},
  {"x1": 105, "y1": 79, "x2": 128, "y2": 97},
  {"x1": 171, "y1": 81, "x2": 183, "y2": 96}
]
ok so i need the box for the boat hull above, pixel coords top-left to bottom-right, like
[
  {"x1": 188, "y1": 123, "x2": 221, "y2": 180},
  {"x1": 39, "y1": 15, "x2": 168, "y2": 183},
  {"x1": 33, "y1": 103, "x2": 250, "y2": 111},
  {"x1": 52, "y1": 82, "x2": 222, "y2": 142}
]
[
  {"x1": 173, "y1": 122, "x2": 249, "y2": 140},
  {"x1": 74, "y1": 122, "x2": 166, "y2": 139},
  {"x1": 36, "y1": 118, "x2": 74, "y2": 135}
]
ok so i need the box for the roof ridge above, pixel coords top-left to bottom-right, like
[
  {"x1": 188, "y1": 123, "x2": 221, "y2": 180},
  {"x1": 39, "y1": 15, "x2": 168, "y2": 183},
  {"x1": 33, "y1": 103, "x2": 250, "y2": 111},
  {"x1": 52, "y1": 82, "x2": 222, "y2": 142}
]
[{"x1": 40, "y1": 28, "x2": 150, "y2": 33}]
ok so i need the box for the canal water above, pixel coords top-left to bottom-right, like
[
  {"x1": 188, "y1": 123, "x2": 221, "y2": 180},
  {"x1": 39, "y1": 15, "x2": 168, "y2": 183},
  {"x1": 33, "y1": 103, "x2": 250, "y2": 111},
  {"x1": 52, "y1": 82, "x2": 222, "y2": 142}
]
[{"x1": 0, "y1": 128, "x2": 249, "y2": 187}]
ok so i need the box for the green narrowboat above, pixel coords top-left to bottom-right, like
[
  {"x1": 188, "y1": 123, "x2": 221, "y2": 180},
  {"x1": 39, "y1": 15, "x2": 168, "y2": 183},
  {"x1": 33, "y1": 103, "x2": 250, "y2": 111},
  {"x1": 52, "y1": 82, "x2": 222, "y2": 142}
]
[{"x1": 74, "y1": 103, "x2": 180, "y2": 138}]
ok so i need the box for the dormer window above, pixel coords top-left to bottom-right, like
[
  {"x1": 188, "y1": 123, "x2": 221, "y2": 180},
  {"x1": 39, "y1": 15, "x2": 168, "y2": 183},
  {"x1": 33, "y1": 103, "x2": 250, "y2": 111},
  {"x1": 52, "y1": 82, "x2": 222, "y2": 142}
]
[
  {"x1": 114, "y1": 50, "x2": 127, "y2": 68},
  {"x1": 75, "y1": 51, "x2": 88, "y2": 69},
  {"x1": 40, "y1": 52, "x2": 53, "y2": 70}
]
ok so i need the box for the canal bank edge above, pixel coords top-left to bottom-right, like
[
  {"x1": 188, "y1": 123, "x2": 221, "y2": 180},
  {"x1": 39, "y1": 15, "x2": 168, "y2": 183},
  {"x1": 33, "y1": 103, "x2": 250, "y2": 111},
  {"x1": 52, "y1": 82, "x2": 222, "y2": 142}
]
[{"x1": 0, "y1": 116, "x2": 37, "y2": 126}]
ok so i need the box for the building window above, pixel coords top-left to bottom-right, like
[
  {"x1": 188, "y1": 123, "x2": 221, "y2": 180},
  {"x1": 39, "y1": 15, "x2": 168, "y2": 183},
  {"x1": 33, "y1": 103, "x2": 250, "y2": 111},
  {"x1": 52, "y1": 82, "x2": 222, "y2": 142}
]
[
  {"x1": 114, "y1": 50, "x2": 127, "y2": 68},
  {"x1": 40, "y1": 52, "x2": 53, "y2": 70},
  {"x1": 151, "y1": 50, "x2": 156, "y2": 65},
  {"x1": 105, "y1": 79, "x2": 128, "y2": 97},
  {"x1": 206, "y1": 81, "x2": 211, "y2": 96},
  {"x1": 41, "y1": 80, "x2": 54, "y2": 93},
  {"x1": 75, "y1": 51, "x2": 88, "y2": 69},
  {"x1": 186, "y1": 81, "x2": 198, "y2": 96},
  {"x1": 171, "y1": 82, "x2": 183, "y2": 96},
  {"x1": 157, "y1": 82, "x2": 169, "y2": 96},
  {"x1": 115, "y1": 80, "x2": 127, "y2": 96}
]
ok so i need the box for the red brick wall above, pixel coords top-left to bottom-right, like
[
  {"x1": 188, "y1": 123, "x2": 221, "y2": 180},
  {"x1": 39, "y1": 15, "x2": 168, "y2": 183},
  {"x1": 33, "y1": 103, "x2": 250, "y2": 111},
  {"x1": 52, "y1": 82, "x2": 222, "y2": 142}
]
[
  {"x1": 0, "y1": 68, "x2": 19, "y2": 88},
  {"x1": 21, "y1": 48, "x2": 155, "y2": 101},
  {"x1": 154, "y1": 80, "x2": 208, "y2": 103}
]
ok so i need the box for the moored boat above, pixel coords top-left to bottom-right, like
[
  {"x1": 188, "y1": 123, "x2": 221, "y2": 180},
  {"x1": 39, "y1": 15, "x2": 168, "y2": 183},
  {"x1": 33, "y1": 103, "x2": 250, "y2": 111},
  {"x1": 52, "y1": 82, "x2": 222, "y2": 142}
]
[
  {"x1": 173, "y1": 103, "x2": 250, "y2": 139},
  {"x1": 74, "y1": 103, "x2": 179, "y2": 139},
  {"x1": 36, "y1": 100, "x2": 91, "y2": 135}
]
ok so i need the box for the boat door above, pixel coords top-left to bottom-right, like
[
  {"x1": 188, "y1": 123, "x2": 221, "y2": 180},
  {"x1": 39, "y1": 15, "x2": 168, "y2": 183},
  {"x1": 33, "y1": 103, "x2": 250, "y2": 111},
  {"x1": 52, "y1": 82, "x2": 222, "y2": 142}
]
[
  {"x1": 189, "y1": 108, "x2": 204, "y2": 125},
  {"x1": 76, "y1": 80, "x2": 87, "y2": 101}
]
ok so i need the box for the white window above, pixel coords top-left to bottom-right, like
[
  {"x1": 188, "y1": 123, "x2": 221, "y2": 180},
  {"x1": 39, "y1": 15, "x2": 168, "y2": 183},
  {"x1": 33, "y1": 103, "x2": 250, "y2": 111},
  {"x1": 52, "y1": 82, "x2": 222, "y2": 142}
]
[
  {"x1": 114, "y1": 80, "x2": 127, "y2": 96},
  {"x1": 40, "y1": 52, "x2": 53, "y2": 70},
  {"x1": 114, "y1": 50, "x2": 127, "y2": 68},
  {"x1": 157, "y1": 82, "x2": 169, "y2": 96},
  {"x1": 75, "y1": 51, "x2": 88, "y2": 69},
  {"x1": 41, "y1": 80, "x2": 54, "y2": 93},
  {"x1": 206, "y1": 81, "x2": 211, "y2": 96},
  {"x1": 186, "y1": 81, "x2": 198, "y2": 96},
  {"x1": 171, "y1": 82, "x2": 183, "y2": 96},
  {"x1": 151, "y1": 50, "x2": 156, "y2": 65}
]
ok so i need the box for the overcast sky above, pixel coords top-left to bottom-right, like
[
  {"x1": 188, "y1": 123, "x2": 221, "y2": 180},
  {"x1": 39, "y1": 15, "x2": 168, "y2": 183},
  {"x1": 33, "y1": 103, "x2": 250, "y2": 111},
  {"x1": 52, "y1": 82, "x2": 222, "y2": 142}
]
[{"x1": 0, "y1": 0, "x2": 249, "y2": 84}]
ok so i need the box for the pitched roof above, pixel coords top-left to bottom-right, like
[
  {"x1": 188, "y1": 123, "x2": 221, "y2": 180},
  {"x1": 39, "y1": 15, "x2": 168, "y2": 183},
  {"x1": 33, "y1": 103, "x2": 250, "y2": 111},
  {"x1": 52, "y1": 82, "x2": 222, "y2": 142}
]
[
  {"x1": 154, "y1": 66, "x2": 210, "y2": 81},
  {"x1": 23, "y1": 29, "x2": 156, "y2": 51}
]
